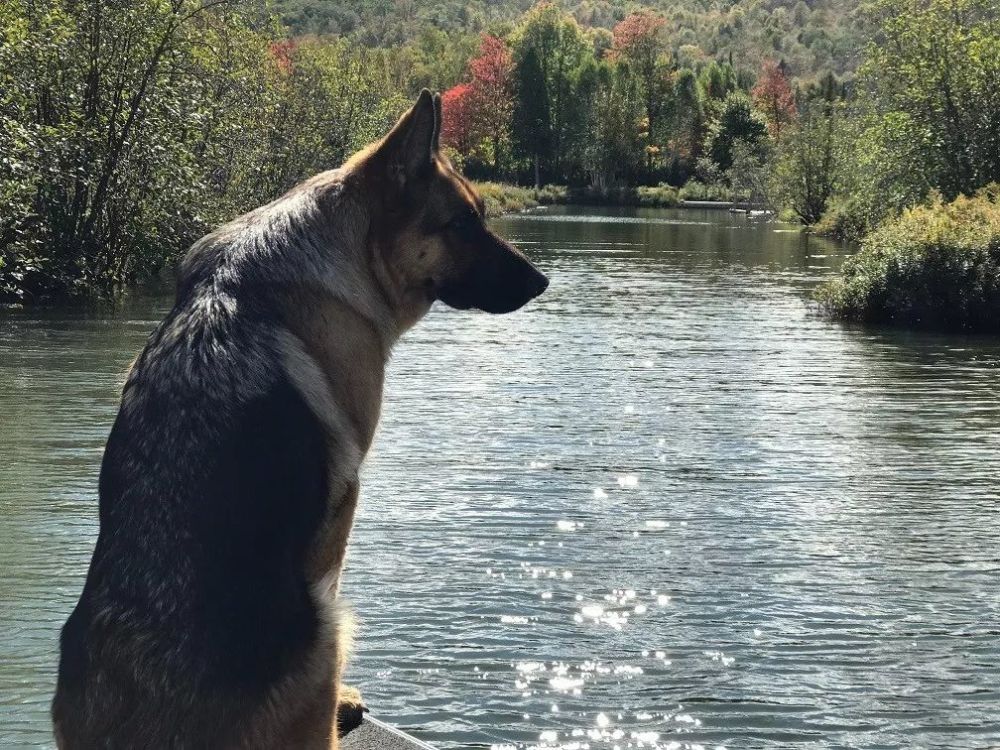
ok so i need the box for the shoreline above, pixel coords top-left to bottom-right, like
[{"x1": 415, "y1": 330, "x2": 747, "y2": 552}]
[
  {"x1": 1, "y1": 197, "x2": 762, "y2": 306},
  {"x1": 474, "y1": 182, "x2": 745, "y2": 218}
]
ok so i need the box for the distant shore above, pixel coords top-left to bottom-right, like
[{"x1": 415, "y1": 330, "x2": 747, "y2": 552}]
[{"x1": 474, "y1": 182, "x2": 743, "y2": 218}]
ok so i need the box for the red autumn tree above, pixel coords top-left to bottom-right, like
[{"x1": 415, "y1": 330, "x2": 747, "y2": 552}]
[
  {"x1": 468, "y1": 34, "x2": 515, "y2": 171},
  {"x1": 440, "y1": 34, "x2": 515, "y2": 171},
  {"x1": 610, "y1": 10, "x2": 667, "y2": 65},
  {"x1": 268, "y1": 39, "x2": 297, "y2": 75},
  {"x1": 440, "y1": 83, "x2": 480, "y2": 155},
  {"x1": 752, "y1": 60, "x2": 798, "y2": 142}
]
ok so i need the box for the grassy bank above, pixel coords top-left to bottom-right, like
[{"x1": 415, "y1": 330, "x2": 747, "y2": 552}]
[
  {"x1": 815, "y1": 188, "x2": 1000, "y2": 332},
  {"x1": 475, "y1": 181, "x2": 738, "y2": 217},
  {"x1": 474, "y1": 183, "x2": 566, "y2": 216}
]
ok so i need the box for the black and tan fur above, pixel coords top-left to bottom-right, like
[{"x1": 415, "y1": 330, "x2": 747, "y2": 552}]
[{"x1": 52, "y1": 90, "x2": 547, "y2": 749}]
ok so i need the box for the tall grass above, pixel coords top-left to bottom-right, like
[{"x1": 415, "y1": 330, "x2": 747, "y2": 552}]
[
  {"x1": 475, "y1": 183, "x2": 567, "y2": 217},
  {"x1": 474, "y1": 182, "x2": 693, "y2": 216}
]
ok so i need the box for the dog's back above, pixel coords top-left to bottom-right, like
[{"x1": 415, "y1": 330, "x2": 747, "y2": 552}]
[{"x1": 53, "y1": 194, "x2": 343, "y2": 748}]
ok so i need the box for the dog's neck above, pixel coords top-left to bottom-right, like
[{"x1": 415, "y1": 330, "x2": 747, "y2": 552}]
[
  {"x1": 273, "y1": 170, "x2": 435, "y2": 454},
  {"x1": 278, "y1": 286, "x2": 389, "y2": 457},
  {"x1": 306, "y1": 169, "x2": 433, "y2": 347}
]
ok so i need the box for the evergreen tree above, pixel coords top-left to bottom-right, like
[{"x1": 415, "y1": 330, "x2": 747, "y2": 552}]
[{"x1": 513, "y1": 46, "x2": 551, "y2": 187}]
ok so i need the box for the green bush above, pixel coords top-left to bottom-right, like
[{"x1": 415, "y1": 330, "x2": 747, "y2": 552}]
[
  {"x1": 813, "y1": 195, "x2": 874, "y2": 242},
  {"x1": 815, "y1": 188, "x2": 1000, "y2": 331}
]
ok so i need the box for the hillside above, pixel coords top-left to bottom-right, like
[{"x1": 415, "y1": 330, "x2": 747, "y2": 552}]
[{"x1": 273, "y1": 0, "x2": 864, "y2": 77}]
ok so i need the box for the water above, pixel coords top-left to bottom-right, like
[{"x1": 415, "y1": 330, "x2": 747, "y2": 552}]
[{"x1": 2, "y1": 206, "x2": 999, "y2": 749}]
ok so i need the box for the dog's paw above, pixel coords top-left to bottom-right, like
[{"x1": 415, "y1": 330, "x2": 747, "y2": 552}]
[{"x1": 336, "y1": 685, "x2": 368, "y2": 737}]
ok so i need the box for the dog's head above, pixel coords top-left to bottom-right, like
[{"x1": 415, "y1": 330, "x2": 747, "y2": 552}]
[{"x1": 358, "y1": 90, "x2": 548, "y2": 324}]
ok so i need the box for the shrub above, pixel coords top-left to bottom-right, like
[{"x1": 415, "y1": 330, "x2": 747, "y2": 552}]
[
  {"x1": 535, "y1": 184, "x2": 569, "y2": 204},
  {"x1": 815, "y1": 187, "x2": 1000, "y2": 332},
  {"x1": 474, "y1": 182, "x2": 679, "y2": 213},
  {"x1": 813, "y1": 196, "x2": 873, "y2": 242},
  {"x1": 475, "y1": 182, "x2": 539, "y2": 216}
]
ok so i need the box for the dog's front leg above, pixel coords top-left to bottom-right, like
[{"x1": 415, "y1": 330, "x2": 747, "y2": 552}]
[
  {"x1": 310, "y1": 478, "x2": 361, "y2": 598},
  {"x1": 309, "y1": 479, "x2": 368, "y2": 740}
]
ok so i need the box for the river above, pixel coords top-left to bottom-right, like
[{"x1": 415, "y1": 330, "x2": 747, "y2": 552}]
[{"x1": 2, "y1": 206, "x2": 998, "y2": 748}]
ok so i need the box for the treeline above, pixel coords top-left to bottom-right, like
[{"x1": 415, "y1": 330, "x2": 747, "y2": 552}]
[
  {"x1": 435, "y1": 4, "x2": 815, "y2": 193},
  {"x1": 436, "y1": 0, "x2": 999, "y2": 236},
  {"x1": 1, "y1": 0, "x2": 998, "y2": 302}
]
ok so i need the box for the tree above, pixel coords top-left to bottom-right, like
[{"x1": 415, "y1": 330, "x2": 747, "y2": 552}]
[
  {"x1": 670, "y1": 68, "x2": 705, "y2": 164},
  {"x1": 610, "y1": 10, "x2": 672, "y2": 160},
  {"x1": 752, "y1": 60, "x2": 797, "y2": 142},
  {"x1": 439, "y1": 34, "x2": 515, "y2": 174},
  {"x1": 577, "y1": 59, "x2": 644, "y2": 189},
  {"x1": 861, "y1": 0, "x2": 1000, "y2": 199},
  {"x1": 392, "y1": 27, "x2": 480, "y2": 95},
  {"x1": 771, "y1": 98, "x2": 841, "y2": 223},
  {"x1": 254, "y1": 39, "x2": 404, "y2": 198},
  {"x1": 698, "y1": 61, "x2": 740, "y2": 103},
  {"x1": 513, "y1": 45, "x2": 551, "y2": 187},
  {"x1": 707, "y1": 92, "x2": 769, "y2": 171},
  {"x1": 467, "y1": 34, "x2": 515, "y2": 173},
  {"x1": 440, "y1": 83, "x2": 481, "y2": 155},
  {"x1": 512, "y1": 1, "x2": 589, "y2": 180},
  {"x1": 588, "y1": 27, "x2": 613, "y2": 59}
]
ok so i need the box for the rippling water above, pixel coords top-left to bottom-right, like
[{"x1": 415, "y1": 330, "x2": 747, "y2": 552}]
[{"x1": 2, "y1": 206, "x2": 999, "y2": 749}]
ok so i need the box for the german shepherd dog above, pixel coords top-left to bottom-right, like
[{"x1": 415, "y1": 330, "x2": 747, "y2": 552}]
[{"x1": 52, "y1": 90, "x2": 547, "y2": 748}]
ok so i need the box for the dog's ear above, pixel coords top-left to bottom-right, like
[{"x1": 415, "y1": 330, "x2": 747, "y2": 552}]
[
  {"x1": 380, "y1": 89, "x2": 438, "y2": 187},
  {"x1": 432, "y1": 92, "x2": 442, "y2": 152}
]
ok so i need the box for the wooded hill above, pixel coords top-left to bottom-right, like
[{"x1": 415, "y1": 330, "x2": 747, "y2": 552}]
[{"x1": 272, "y1": 0, "x2": 863, "y2": 77}]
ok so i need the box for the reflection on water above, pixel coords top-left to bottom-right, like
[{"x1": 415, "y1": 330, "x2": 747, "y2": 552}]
[{"x1": 2, "y1": 206, "x2": 999, "y2": 749}]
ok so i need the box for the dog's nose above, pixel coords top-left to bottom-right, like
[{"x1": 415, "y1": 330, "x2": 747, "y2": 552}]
[{"x1": 529, "y1": 270, "x2": 549, "y2": 298}]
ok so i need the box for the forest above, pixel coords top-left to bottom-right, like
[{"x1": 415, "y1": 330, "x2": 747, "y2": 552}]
[{"x1": 1, "y1": 0, "x2": 998, "y2": 305}]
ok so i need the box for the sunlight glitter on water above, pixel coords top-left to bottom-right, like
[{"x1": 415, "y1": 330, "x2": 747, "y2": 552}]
[
  {"x1": 520, "y1": 712, "x2": 721, "y2": 750},
  {"x1": 513, "y1": 659, "x2": 649, "y2": 697},
  {"x1": 556, "y1": 520, "x2": 582, "y2": 531}
]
